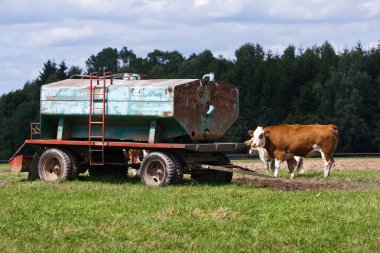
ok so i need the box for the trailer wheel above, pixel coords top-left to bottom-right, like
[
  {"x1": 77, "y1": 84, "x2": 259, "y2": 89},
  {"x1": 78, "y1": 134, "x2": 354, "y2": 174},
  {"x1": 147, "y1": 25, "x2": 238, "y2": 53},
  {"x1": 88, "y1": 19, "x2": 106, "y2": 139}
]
[
  {"x1": 38, "y1": 148, "x2": 71, "y2": 182},
  {"x1": 28, "y1": 149, "x2": 44, "y2": 181},
  {"x1": 140, "y1": 152, "x2": 177, "y2": 187},
  {"x1": 65, "y1": 150, "x2": 80, "y2": 180},
  {"x1": 168, "y1": 153, "x2": 184, "y2": 185}
]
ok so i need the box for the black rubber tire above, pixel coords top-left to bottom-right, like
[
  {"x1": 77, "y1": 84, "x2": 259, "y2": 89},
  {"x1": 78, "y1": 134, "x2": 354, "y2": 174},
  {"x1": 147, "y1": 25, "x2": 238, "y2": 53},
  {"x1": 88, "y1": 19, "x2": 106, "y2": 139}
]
[
  {"x1": 64, "y1": 150, "x2": 80, "y2": 180},
  {"x1": 27, "y1": 149, "x2": 44, "y2": 181},
  {"x1": 140, "y1": 152, "x2": 177, "y2": 187},
  {"x1": 168, "y1": 153, "x2": 184, "y2": 185},
  {"x1": 38, "y1": 148, "x2": 71, "y2": 182}
]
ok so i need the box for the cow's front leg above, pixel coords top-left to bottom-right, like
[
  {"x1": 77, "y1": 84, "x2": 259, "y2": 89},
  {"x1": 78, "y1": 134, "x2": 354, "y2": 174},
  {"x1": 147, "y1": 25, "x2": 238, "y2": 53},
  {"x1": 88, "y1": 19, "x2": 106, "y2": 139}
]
[
  {"x1": 273, "y1": 159, "x2": 282, "y2": 177},
  {"x1": 273, "y1": 152, "x2": 285, "y2": 177}
]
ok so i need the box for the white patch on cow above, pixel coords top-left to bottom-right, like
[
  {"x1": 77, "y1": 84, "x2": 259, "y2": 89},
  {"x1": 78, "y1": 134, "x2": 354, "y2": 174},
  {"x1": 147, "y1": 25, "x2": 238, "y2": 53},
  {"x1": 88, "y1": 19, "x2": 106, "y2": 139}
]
[
  {"x1": 251, "y1": 126, "x2": 266, "y2": 148},
  {"x1": 312, "y1": 144, "x2": 321, "y2": 152}
]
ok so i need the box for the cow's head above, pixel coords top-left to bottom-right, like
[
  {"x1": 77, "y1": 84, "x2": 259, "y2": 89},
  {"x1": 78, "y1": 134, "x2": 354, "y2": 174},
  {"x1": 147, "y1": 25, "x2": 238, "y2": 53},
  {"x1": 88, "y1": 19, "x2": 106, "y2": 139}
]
[{"x1": 247, "y1": 126, "x2": 266, "y2": 148}]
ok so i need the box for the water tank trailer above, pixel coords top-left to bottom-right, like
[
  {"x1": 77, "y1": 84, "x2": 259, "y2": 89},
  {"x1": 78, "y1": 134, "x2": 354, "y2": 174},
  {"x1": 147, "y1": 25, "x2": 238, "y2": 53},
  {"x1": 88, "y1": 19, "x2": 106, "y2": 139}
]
[{"x1": 9, "y1": 72, "x2": 269, "y2": 186}]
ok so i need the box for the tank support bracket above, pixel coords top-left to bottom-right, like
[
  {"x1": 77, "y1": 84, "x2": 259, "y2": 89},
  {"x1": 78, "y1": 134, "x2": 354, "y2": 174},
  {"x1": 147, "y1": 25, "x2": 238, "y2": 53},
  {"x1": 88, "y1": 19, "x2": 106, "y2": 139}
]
[
  {"x1": 57, "y1": 119, "x2": 64, "y2": 140},
  {"x1": 149, "y1": 121, "x2": 156, "y2": 143}
]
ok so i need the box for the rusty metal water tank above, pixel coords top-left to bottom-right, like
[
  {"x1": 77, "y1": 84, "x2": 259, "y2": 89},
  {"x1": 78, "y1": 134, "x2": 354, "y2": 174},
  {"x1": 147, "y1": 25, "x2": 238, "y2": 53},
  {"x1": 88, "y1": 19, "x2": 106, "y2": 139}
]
[{"x1": 40, "y1": 75, "x2": 239, "y2": 142}]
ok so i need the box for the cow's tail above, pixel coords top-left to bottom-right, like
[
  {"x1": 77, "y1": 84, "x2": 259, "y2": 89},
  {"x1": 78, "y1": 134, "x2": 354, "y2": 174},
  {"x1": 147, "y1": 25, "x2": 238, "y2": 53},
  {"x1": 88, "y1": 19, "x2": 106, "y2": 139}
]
[
  {"x1": 330, "y1": 125, "x2": 339, "y2": 139},
  {"x1": 329, "y1": 125, "x2": 339, "y2": 160}
]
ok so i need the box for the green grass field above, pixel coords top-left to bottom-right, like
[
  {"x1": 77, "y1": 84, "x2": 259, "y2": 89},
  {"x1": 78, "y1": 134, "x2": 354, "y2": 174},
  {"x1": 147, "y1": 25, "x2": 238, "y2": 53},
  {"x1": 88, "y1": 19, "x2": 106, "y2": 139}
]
[
  {"x1": 0, "y1": 163, "x2": 10, "y2": 172},
  {"x1": 0, "y1": 161, "x2": 379, "y2": 253}
]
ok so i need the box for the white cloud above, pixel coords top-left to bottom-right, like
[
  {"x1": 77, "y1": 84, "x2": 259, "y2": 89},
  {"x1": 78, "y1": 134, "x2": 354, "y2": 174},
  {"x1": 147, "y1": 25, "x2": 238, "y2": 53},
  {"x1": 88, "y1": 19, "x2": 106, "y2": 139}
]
[
  {"x1": 265, "y1": 0, "x2": 352, "y2": 21},
  {"x1": 360, "y1": 0, "x2": 380, "y2": 17},
  {"x1": 367, "y1": 41, "x2": 380, "y2": 49},
  {"x1": 194, "y1": 0, "x2": 209, "y2": 8},
  {"x1": 0, "y1": 0, "x2": 379, "y2": 94},
  {"x1": 23, "y1": 26, "x2": 94, "y2": 47}
]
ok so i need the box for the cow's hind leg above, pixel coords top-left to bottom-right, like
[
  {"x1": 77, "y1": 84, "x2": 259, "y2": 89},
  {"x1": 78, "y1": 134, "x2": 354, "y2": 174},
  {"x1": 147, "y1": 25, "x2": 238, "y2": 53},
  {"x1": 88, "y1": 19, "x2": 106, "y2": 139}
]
[
  {"x1": 321, "y1": 152, "x2": 333, "y2": 178},
  {"x1": 264, "y1": 161, "x2": 271, "y2": 173},
  {"x1": 287, "y1": 158, "x2": 296, "y2": 178},
  {"x1": 295, "y1": 157, "x2": 305, "y2": 174},
  {"x1": 270, "y1": 160, "x2": 275, "y2": 173}
]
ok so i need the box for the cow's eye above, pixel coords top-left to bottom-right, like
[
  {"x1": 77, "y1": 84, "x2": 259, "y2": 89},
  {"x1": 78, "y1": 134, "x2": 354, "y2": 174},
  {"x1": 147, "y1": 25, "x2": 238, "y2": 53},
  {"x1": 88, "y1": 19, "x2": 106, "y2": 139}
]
[{"x1": 259, "y1": 133, "x2": 264, "y2": 139}]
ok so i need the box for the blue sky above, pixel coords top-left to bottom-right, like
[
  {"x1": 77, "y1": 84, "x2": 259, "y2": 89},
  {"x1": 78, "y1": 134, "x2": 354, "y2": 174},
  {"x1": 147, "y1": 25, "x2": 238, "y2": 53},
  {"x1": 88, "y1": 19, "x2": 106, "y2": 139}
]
[{"x1": 0, "y1": 0, "x2": 379, "y2": 94}]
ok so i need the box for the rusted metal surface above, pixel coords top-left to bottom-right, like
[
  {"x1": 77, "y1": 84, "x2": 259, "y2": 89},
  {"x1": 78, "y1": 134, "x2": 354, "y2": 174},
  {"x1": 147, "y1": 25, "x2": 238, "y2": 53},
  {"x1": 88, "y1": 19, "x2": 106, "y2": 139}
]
[
  {"x1": 30, "y1": 123, "x2": 41, "y2": 139},
  {"x1": 9, "y1": 155, "x2": 32, "y2": 173},
  {"x1": 174, "y1": 80, "x2": 239, "y2": 140},
  {"x1": 9, "y1": 141, "x2": 27, "y2": 162},
  {"x1": 39, "y1": 76, "x2": 239, "y2": 142}
]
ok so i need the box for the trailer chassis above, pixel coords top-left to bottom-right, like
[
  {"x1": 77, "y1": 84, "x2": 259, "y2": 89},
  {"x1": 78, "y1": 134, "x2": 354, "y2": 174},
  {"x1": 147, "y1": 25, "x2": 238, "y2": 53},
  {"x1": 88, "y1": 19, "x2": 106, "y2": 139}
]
[{"x1": 9, "y1": 139, "x2": 271, "y2": 186}]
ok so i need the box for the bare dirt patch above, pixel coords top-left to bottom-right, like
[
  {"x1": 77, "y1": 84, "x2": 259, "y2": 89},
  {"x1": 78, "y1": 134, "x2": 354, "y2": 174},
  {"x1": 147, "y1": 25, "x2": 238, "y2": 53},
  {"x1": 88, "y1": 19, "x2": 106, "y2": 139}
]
[
  {"x1": 232, "y1": 158, "x2": 380, "y2": 191},
  {"x1": 235, "y1": 157, "x2": 380, "y2": 171},
  {"x1": 232, "y1": 177, "x2": 350, "y2": 191},
  {"x1": 0, "y1": 180, "x2": 7, "y2": 186}
]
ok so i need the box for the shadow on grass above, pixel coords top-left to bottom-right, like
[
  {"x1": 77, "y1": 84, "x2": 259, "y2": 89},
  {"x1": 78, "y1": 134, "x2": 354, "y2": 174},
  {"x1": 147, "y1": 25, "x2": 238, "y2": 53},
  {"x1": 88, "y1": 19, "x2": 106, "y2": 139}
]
[
  {"x1": 293, "y1": 170, "x2": 324, "y2": 179},
  {"x1": 78, "y1": 173, "x2": 142, "y2": 184}
]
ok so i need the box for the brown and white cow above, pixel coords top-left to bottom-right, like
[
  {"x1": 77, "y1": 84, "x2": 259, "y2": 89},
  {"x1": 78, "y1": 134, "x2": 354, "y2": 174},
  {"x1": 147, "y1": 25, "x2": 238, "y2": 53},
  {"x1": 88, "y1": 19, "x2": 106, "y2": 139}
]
[
  {"x1": 247, "y1": 124, "x2": 338, "y2": 178},
  {"x1": 244, "y1": 141, "x2": 304, "y2": 178}
]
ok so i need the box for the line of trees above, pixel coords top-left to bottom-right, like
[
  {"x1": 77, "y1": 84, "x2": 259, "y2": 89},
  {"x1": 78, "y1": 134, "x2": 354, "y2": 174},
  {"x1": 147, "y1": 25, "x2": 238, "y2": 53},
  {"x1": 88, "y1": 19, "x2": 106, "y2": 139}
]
[{"x1": 1, "y1": 41, "x2": 380, "y2": 159}]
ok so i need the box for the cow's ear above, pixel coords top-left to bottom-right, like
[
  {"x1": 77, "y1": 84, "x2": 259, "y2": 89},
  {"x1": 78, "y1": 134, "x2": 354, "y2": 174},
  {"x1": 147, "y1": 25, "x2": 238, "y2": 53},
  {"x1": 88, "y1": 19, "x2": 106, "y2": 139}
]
[
  {"x1": 248, "y1": 130, "x2": 254, "y2": 136},
  {"x1": 264, "y1": 129, "x2": 269, "y2": 137},
  {"x1": 244, "y1": 139, "x2": 252, "y2": 146}
]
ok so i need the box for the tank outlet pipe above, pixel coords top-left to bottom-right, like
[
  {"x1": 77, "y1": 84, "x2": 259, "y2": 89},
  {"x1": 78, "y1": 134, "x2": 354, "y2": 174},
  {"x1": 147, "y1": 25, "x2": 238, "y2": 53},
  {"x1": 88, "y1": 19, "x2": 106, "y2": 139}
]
[
  {"x1": 206, "y1": 105, "x2": 215, "y2": 116},
  {"x1": 202, "y1": 72, "x2": 215, "y2": 81}
]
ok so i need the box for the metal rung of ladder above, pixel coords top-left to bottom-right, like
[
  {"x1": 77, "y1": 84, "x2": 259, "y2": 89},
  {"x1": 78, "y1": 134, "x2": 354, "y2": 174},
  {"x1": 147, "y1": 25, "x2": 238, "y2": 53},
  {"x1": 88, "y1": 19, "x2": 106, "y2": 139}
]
[
  {"x1": 88, "y1": 71, "x2": 113, "y2": 165},
  {"x1": 90, "y1": 149, "x2": 104, "y2": 152}
]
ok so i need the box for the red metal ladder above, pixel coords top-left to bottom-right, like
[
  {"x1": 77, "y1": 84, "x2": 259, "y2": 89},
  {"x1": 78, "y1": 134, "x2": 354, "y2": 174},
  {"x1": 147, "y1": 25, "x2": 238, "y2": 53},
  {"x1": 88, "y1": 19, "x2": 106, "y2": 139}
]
[{"x1": 88, "y1": 72, "x2": 113, "y2": 165}]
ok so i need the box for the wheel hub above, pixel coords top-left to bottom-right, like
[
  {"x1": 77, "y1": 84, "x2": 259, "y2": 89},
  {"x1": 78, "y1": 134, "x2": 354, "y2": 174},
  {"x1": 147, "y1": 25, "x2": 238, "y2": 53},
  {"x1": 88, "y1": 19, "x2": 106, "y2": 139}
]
[
  {"x1": 43, "y1": 158, "x2": 61, "y2": 181},
  {"x1": 145, "y1": 159, "x2": 166, "y2": 186}
]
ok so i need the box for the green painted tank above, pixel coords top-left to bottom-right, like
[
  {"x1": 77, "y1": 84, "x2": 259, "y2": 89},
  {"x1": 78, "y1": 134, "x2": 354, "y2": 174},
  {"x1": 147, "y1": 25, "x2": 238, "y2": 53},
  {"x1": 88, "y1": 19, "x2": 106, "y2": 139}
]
[{"x1": 40, "y1": 75, "x2": 239, "y2": 143}]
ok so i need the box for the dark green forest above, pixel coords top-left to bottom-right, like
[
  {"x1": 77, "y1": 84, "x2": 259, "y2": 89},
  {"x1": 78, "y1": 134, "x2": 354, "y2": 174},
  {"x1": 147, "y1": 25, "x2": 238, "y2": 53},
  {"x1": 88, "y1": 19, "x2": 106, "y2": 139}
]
[{"x1": 1, "y1": 41, "x2": 380, "y2": 159}]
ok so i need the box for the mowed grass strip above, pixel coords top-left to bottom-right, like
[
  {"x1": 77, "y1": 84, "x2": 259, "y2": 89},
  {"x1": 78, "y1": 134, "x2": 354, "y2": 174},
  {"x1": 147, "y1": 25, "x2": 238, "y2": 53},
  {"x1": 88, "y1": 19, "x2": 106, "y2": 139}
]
[
  {"x1": 0, "y1": 163, "x2": 10, "y2": 173},
  {"x1": 0, "y1": 166, "x2": 379, "y2": 252}
]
